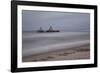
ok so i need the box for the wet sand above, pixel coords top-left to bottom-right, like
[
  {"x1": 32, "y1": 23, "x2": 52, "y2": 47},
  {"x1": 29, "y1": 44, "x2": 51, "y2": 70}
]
[{"x1": 22, "y1": 44, "x2": 90, "y2": 62}]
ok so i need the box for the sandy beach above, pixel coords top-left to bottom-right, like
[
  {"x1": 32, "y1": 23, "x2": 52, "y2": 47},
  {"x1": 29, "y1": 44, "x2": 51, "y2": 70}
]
[{"x1": 23, "y1": 44, "x2": 90, "y2": 62}]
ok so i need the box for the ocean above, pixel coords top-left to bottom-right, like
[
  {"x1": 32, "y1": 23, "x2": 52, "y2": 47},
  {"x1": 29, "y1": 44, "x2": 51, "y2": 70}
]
[{"x1": 22, "y1": 32, "x2": 90, "y2": 57}]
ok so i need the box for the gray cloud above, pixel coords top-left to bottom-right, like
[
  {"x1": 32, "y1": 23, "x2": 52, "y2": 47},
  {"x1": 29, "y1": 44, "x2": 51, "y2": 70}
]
[{"x1": 22, "y1": 10, "x2": 90, "y2": 32}]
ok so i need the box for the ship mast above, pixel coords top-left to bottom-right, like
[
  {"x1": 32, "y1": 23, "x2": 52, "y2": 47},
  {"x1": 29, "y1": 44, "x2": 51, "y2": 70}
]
[
  {"x1": 38, "y1": 27, "x2": 44, "y2": 32},
  {"x1": 48, "y1": 25, "x2": 53, "y2": 31},
  {"x1": 39, "y1": 27, "x2": 43, "y2": 31}
]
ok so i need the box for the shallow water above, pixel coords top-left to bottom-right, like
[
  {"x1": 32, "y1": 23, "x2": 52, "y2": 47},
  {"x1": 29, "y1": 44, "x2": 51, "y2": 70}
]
[{"x1": 22, "y1": 32, "x2": 90, "y2": 57}]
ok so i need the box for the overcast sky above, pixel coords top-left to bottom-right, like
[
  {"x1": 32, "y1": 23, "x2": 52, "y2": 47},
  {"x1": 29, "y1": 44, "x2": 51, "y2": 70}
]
[{"x1": 22, "y1": 10, "x2": 90, "y2": 32}]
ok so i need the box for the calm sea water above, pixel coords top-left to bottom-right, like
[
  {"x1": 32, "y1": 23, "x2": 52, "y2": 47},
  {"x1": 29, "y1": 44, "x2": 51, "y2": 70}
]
[{"x1": 22, "y1": 32, "x2": 90, "y2": 57}]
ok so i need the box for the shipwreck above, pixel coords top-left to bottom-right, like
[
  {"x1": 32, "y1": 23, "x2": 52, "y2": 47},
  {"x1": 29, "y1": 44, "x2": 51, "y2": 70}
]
[{"x1": 37, "y1": 25, "x2": 60, "y2": 32}]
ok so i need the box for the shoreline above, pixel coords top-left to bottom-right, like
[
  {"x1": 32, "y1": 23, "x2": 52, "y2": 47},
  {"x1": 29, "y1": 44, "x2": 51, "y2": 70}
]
[{"x1": 23, "y1": 44, "x2": 90, "y2": 62}]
